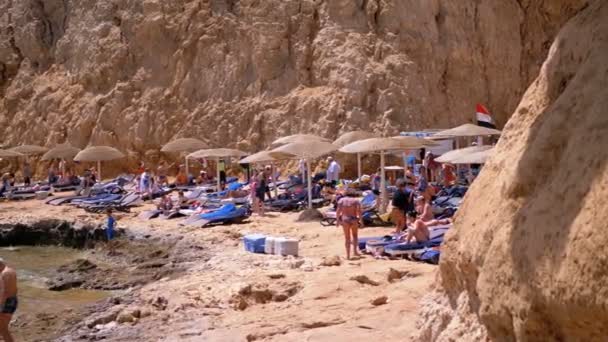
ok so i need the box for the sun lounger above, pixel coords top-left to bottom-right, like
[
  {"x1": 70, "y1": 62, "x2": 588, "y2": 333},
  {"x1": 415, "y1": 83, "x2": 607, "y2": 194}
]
[
  {"x1": 384, "y1": 226, "x2": 450, "y2": 257},
  {"x1": 180, "y1": 203, "x2": 250, "y2": 227}
]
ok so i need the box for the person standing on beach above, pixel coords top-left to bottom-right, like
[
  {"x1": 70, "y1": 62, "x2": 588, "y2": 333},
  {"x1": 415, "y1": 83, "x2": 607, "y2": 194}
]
[
  {"x1": 0, "y1": 258, "x2": 17, "y2": 342},
  {"x1": 326, "y1": 157, "x2": 341, "y2": 187},
  {"x1": 23, "y1": 161, "x2": 32, "y2": 187},
  {"x1": 336, "y1": 192, "x2": 362, "y2": 260},
  {"x1": 105, "y1": 209, "x2": 116, "y2": 241}
]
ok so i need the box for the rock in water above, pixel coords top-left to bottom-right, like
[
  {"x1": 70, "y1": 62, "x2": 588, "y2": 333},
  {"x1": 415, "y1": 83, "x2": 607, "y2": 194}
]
[{"x1": 415, "y1": 2, "x2": 608, "y2": 341}]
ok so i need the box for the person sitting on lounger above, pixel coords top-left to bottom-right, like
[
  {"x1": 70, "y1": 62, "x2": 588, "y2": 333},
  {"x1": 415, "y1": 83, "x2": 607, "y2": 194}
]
[
  {"x1": 415, "y1": 196, "x2": 434, "y2": 222},
  {"x1": 177, "y1": 190, "x2": 190, "y2": 209},
  {"x1": 405, "y1": 211, "x2": 451, "y2": 244},
  {"x1": 157, "y1": 161, "x2": 174, "y2": 186},
  {"x1": 174, "y1": 166, "x2": 188, "y2": 186},
  {"x1": 157, "y1": 194, "x2": 173, "y2": 215}
]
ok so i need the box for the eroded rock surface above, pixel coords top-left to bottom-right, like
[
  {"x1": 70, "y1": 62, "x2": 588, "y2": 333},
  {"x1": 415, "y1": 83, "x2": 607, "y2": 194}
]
[
  {"x1": 415, "y1": 1, "x2": 608, "y2": 340},
  {"x1": 0, "y1": 0, "x2": 588, "y2": 175}
]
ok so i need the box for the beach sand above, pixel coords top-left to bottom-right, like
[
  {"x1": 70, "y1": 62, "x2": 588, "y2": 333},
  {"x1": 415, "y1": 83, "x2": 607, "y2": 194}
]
[{"x1": 1, "y1": 199, "x2": 436, "y2": 341}]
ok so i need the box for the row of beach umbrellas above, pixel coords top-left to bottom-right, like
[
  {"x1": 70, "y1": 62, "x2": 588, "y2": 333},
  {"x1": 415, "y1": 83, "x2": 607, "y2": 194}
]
[{"x1": 1, "y1": 123, "x2": 501, "y2": 211}]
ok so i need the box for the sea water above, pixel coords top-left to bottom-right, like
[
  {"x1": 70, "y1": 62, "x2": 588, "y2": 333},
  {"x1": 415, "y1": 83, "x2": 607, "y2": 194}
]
[{"x1": 1, "y1": 246, "x2": 111, "y2": 338}]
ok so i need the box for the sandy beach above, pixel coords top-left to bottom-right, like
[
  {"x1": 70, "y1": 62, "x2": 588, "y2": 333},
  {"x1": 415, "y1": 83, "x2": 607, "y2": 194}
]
[{"x1": 1, "y1": 199, "x2": 436, "y2": 341}]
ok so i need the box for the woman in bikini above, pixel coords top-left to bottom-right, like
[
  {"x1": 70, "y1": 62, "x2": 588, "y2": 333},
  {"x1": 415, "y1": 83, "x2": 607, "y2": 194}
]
[
  {"x1": 414, "y1": 196, "x2": 434, "y2": 222},
  {"x1": 336, "y1": 192, "x2": 362, "y2": 260}
]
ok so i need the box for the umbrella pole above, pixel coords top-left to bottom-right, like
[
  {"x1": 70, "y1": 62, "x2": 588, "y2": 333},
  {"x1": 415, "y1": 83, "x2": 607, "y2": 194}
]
[
  {"x1": 380, "y1": 151, "x2": 387, "y2": 213},
  {"x1": 357, "y1": 153, "x2": 362, "y2": 180},
  {"x1": 272, "y1": 163, "x2": 278, "y2": 200},
  {"x1": 307, "y1": 159, "x2": 312, "y2": 209},
  {"x1": 97, "y1": 161, "x2": 101, "y2": 181},
  {"x1": 216, "y1": 158, "x2": 221, "y2": 192},
  {"x1": 185, "y1": 157, "x2": 189, "y2": 180}
]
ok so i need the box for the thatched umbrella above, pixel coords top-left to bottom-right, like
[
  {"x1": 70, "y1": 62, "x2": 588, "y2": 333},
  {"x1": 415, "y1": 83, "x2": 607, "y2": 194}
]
[
  {"x1": 239, "y1": 150, "x2": 293, "y2": 198},
  {"x1": 187, "y1": 148, "x2": 248, "y2": 191},
  {"x1": 340, "y1": 137, "x2": 432, "y2": 213},
  {"x1": 0, "y1": 149, "x2": 24, "y2": 158},
  {"x1": 74, "y1": 146, "x2": 125, "y2": 180},
  {"x1": 270, "y1": 141, "x2": 337, "y2": 209},
  {"x1": 41, "y1": 143, "x2": 81, "y2": 161},
  {"x1": 449, "y1": 147, "x2": 495, "y2": 164},
  {"x1": 430, "y1": 123, "x2": 501, "y2": 138},
  {"x1": 435, "y1": 145, "x2": 493, "y2": 163},
  {"x1": 8, "y1": 145, "x2": 49, "y2": 155},
  {"x1": 161, "y1": 138, "x2": 208, "y2": 176},
  {"x1": 333, "y1": 131, "x2": 378, "y2": 179},
  {"x1": 271, "y1": 134, "x2": 329, "y2": 146}
]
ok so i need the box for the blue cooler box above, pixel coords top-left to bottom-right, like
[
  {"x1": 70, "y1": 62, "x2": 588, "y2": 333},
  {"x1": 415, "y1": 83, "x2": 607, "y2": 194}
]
[{"x1": 244, "y1": 234, "x2": 267, "y2": 253}]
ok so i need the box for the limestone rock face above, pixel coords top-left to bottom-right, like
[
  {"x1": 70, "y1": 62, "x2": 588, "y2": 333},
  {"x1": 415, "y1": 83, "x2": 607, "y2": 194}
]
[
  {"x1": 414, "y1": 1, "x2": 608, "y2": 340},
  {"x1": 0, "y1": 0, "x2": 587, "y2": 170}
]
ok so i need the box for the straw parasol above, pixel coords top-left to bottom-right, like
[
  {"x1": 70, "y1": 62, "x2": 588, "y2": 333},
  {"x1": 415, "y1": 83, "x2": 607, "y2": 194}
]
[
  {"x1": 449, "y1": 147, "x2": 495, "y2": 164},
  {"x1": 333, "y1": 131, "x2": 378, "y2": 179},
  {"x1": 161, "y1": 138, "x2": 208, "y2": 176},
  {"x1": 8, "y1": 144, "x2": 49, "y2": 155},
  {"x1": 271, "y1": 134, "x2": 330, "y2": 146},
  {"x1": 430, "y1": 123, "x2": 501, "y2": 138},
  {"x1": 74, "y1": 146, "x2": 125, "y2": 180},
  {"x1": 41, "y1": 143, "x2": 81, "y2": 161},
  {"x1": 238, "y1": 150, "x2": 292, "y2": 164},
  {"x1": 239, "y1": 150, "x2": 293, "y2": 198},
  {"x1": 187, "y1": 148, "x2": 248, "y2": 191},
  {"x1": 0, "y1": 149, "x2": 24, "y2": 158},
  {"x1": 435, "y1": 145, "x2": 493, "y2": 163},
  {"x1": 270, "y1": 141, "x2": 338, "y2": 209},
  {"x1": 340, "y1": 137, "x2": 431, "y2": 213}
]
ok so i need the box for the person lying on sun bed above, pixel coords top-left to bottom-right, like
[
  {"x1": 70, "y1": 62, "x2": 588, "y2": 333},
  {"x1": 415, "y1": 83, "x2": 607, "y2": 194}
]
[{"x1": 404, "y1": 211, "x2": 451, "y2": 244}]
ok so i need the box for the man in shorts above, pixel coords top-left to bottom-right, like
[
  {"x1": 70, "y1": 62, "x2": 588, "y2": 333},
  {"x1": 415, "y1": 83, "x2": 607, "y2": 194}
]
[{"x1": 0, "y1": 258, "x2": 17, "y2": 342}]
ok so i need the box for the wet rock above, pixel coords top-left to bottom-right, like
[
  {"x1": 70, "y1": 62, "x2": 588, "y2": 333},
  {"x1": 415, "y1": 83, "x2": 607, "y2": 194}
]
[
  {"x1": 350, "y1": 275, "x2": 380, "y2": 286},
  {"x1": 0, "y1": 220, "x2": 117, "y2": 248},
  {"x1": 116, "y1": 312, "x2": 136, "y2": 324},
  {"x1": 58, "y1": 259, "x2": 97, "y2": 273},
  {"x1": 371, "y1": 296, "x2": 388, "y2": 306},
  {"x1": 48, "y1": 278, "x2": 84, "y2": 291},
  {"x1": 149, "y1": 296, "x2": 168, "y2": 311},
  {"x1": 136, "y1": 261, "x2": 167, "y2": 269},
  {"x1": 320, "y1": 256, "x2": 342, "y2": 267},
  {"x1": 85, "y1": 306, "x2": 123, "y2": 328}
]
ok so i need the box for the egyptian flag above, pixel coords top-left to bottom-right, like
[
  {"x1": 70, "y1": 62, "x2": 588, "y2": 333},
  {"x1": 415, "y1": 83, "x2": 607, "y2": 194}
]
[{"x1": 476, "y1": 104, "x2": 496, "y2": 129}]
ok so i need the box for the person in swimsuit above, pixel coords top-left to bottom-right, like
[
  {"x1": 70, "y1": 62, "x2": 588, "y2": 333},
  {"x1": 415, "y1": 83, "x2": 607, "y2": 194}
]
[
  {"x1": 157, "y1": 161, "x2": 174, "y2": 186},
  {"x1": 405, "y1": 211, "x2": 451, "y2": 244},
  {"x1": 336, "y1": 192, "x2": 362, "y2": 260},
  {"x1": 255, "y1": 171, "x2": 267, "y2": 216},
  {"x1": 0, "y1": 258, "x2": 17, "y2": 342},
  {"x1": 415, "y1": 196, "x2": 434, "y2": 222}
]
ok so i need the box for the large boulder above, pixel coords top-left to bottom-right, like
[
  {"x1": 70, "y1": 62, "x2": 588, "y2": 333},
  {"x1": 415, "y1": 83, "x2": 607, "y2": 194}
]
[{"x1": 415, "y1": 1, "x2": 608, "y2": 341}]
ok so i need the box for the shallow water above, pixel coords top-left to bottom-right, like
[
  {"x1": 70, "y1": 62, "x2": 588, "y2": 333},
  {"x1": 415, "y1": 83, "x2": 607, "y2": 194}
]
[{"x1": 1, "y1": 246, "x2": 111, "y2": 319}]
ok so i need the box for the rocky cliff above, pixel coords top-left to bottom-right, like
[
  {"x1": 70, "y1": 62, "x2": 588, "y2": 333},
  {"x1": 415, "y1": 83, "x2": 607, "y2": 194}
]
[
  {"x1": 0, "y1": 0, "x2": 587, "y2": 164},
  {"x1": 415, "y1": 0, "x2": 608, "y2": 340}
]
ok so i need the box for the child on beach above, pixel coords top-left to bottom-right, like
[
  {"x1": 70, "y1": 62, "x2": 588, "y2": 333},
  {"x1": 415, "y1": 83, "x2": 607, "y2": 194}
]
[{"x1": 105, "y1": 209, "x2": 116, "y2": 241}]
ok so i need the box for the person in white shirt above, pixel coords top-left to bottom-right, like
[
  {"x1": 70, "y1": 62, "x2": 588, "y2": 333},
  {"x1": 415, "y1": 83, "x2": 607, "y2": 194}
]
[
  {"x1": 298, "y1": 159, "x2": 307, "y2": 183},
  {"x1": 326, "y1": 156, "x2": 341, "y2": 186}
]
